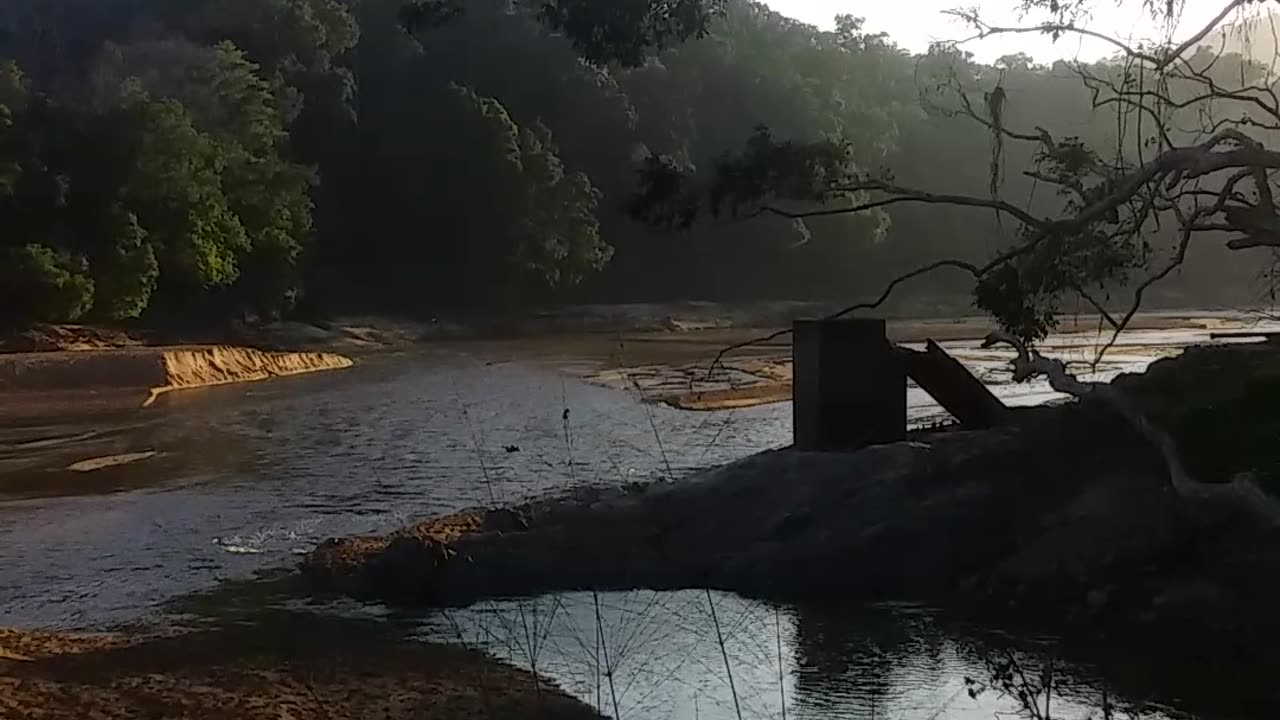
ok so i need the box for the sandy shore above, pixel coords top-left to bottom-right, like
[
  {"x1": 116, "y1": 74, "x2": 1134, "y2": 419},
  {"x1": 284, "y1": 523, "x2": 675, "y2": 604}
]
[{"x1": 0, "y1": 615, "x2": 600, "y2": 720}]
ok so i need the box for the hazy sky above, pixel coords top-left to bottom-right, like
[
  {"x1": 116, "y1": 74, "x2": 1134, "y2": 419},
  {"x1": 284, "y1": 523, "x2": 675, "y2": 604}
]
[{"x1": 764, "y1": 0, "x2": 1262, "y2": 63}]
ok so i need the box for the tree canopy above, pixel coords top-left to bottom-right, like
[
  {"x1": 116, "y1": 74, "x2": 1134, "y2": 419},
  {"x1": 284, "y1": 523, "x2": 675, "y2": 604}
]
[{"x1": 0, "y1": 0, "x2": 1270, "y2": 329}]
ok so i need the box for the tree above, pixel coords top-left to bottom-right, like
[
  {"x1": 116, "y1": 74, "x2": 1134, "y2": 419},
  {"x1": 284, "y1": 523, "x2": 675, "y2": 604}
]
[
  {"x1": 399, "y1": 0, "x2": 724, "y2": 67},
  {"x1": 4, "y1": 0, "x2": 1268, "y2": 328},
  {"x1": 640, "y1": 0, "x2": 1280, "y2": 348},
  {"x1": 0, "y1": 244, "x2": 95, "y2": 326},
  {"x1": 648, "y1": 0, "x2": 1280, "y2": 521},
  {"x1": 0, "y1": 23, "x2": 315, "y2": 326}
]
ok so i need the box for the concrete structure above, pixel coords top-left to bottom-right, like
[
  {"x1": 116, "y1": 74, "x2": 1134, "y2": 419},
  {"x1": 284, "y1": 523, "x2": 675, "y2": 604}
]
[{"x1": 792, "y1": 318, "x2": 906, "y2": 451}]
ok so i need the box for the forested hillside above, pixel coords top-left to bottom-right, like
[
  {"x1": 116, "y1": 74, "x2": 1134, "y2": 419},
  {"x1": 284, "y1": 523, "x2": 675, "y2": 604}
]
[{"x1": 0, "y1": 0, "x2": 1266, "y2": 328}]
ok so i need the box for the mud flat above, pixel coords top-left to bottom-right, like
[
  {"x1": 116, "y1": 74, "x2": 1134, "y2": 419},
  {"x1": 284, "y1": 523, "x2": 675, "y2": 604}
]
[{"x1": 0, "y1": 614, "x2": 598, "y2": 720}]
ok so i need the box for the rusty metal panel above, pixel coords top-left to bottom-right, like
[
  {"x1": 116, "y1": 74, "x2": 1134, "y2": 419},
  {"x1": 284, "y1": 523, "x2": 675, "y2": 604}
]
[
  {"x1": 901, "y1": 340, "x2": 1008, "y2": 429},
  {"x1": 793, "y1": 318, "x2": 906, "y2": 451}
]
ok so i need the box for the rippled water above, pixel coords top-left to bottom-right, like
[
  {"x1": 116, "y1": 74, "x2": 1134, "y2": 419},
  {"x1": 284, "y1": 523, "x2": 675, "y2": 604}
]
[
  {"x1": 1, "y1": 323, "x2": 1275, "y2": 719},
  {"x1": 0, "y1": 349, "x2": 792, "y2": 628}
]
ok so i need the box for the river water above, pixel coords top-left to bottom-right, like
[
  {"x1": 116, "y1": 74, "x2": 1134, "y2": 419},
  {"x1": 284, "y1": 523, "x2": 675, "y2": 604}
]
[{"x1": 1, "y1": 320, "x2": 1275, "y2": 719}]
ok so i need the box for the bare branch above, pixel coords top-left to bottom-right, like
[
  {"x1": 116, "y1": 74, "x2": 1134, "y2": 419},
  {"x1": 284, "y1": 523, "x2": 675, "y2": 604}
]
[
  {"x1": 1090, "y1": 213, "x2": 1200, "y2": 365},
  {"x1": 753, "y1": 183, "x2": 1050, "y2": 229},
  {"x1": 949, "y1": 0, "x2": 1251, "y2": 74},
  {"x1": 1071, "y1": 285, "x2": 1122, "y2": 329},
  {"x1": 1024, "y1": 170, "x2": 1087, "y2": 201},
  {"x1": 704, "y1": 258, "x2": 981, "y2": 380}
]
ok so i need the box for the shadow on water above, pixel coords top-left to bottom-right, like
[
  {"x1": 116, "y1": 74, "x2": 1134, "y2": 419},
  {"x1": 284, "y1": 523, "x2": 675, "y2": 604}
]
[{"x1": 400, "y1": 593, "x2": 1190, "y2": 720}]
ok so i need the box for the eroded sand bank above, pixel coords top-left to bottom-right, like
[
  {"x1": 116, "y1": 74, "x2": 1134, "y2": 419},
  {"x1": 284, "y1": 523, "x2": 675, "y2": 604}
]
[{"x1": 0, "y1": 345, "x2": 353, "y2": 409}]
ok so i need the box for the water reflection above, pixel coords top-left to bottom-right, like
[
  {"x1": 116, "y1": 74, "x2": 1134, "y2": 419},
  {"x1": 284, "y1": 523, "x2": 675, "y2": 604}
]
[{"x1": 410, "y1": 592, "x2": 1181, "y2": 720}]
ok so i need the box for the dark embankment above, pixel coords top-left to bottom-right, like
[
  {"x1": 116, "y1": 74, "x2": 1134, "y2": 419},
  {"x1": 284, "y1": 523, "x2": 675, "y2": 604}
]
[
  {"x1": 302, "y1": 341, "x2": 1280, "y2": 664},
  {"x1": 0, "y1": 611, "x2": 599, "y2": 720}
]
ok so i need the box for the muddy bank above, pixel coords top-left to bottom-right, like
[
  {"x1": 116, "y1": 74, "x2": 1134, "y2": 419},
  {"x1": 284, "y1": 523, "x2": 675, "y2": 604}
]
[
  {"x1": 302, "y1": 341, "x2": 1280, "y2": 662},
  {"x1": 0, "y1": 612, "x2": 599, "y2": 720}
]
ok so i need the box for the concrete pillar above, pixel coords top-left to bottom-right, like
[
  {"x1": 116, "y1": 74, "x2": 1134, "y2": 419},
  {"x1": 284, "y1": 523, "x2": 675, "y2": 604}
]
[{"x1": 792, "y1": 318, "x2": 906, "y2": 451}]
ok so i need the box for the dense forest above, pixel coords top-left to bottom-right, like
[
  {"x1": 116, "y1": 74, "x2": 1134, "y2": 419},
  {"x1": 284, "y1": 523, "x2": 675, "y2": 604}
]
[{"x1": 0, "y1": 0, "x2": 1268, "y2": 328}]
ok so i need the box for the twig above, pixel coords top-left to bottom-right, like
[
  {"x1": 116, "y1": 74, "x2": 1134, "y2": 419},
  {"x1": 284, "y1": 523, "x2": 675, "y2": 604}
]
[
  {"x1": 705, "y1": 588, "x2": 744, "y2": 720},
  {"x1": 704, "y1": 258, "x2": 982, "y2": 380},
  {"x1": 594, "y1": 590, "x2": 623, "y2": 719},
  {"x1": 775, "y1": 605, "x2": 787, "y2": 720}
]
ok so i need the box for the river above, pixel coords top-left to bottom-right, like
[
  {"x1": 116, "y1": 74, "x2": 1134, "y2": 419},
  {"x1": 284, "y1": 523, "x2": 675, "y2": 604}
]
[{"x1": 2, "y1": 319, "x2": 1276, "y2": 719}]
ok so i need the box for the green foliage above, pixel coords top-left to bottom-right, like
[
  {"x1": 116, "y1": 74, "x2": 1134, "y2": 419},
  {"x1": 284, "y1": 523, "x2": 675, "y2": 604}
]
[
  {"x1": 511, "y1": 122, "x2": 610, "y2": 287},
  {"x1": 629, "y1": 154, "x2": 703, "y2": 230},
  {"x1": 0, "y1": 10, "x2": 316, "y2": 326},
  {"x1": 0, "y1": 60, "x2": 24, "y2": 194},
  {"x1": 975, "y1": 227, "x2": 1142, "y2": 341},
  {"x1": 91, "y1": 207, "x2": 158, "y2": 321},
  {"x1": 708, "y1": 127, "x2": 857, "y2": 217},
  {"x1": 398, "y1": 83, "x2": 608, "y2": 302},
  {"x1": 0, "y1": 245, "x2": 95, "y2": 325},
  {"x1": 0, "y1": 0, "x2": 1262, "y2": 329},
  {"x1": 538, "y1": 0, "x2": 724, "y2": 67},
  {"x1": 401, "y1": 0, "x2": 724, "y2": 66},
  {"x1": 121, "y1": 93, "x2": 249, "y2": 291}
]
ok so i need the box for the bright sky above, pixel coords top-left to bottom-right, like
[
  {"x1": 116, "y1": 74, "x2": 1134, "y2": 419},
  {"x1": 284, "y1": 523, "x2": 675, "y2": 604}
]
[{"x1": 765, "y1": 0, "x2": 1263, "y2": 63}]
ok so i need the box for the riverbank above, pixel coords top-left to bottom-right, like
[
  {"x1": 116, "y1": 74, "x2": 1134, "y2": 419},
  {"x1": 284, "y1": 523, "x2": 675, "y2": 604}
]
[
  {"x1": 0, "y1": 309, "x2": 1260, "y2": 417},
  {"x1": 0, "y1": 613, "x2": 599, "y2": 720},
  {"x1": 299, "y1": 339, "x2": 1280, "y2": 668}
]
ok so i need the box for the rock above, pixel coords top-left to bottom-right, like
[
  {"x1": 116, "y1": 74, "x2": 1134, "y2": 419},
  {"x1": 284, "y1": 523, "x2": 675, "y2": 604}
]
[
  {"x1": 481, "y1": 508, "x2": 530, "y2": 533},
  {"x1": 303, "y1": 536, "x2": 391, "y2": 590},
  {"x1": 359, "y1": 536, "x2": 454, "y2": 603}
]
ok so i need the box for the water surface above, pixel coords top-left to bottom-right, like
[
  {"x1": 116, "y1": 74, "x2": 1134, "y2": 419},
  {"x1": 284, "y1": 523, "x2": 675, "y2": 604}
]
[{"x1": 1, "y1": 323, "x2": 1274, "y2": 718}]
